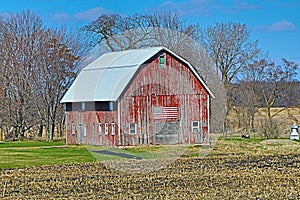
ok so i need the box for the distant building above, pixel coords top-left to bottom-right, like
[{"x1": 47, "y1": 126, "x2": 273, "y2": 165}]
[{"x1": 60, "y1": 47, "x2": 214, "y2": 146}]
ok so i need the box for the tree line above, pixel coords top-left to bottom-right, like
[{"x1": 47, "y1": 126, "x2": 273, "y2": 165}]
[
  {"x1": 0, "y1": 10, "x2": 298, "y2": 140},
  {"x1": 0, "y1": 10, "x2": 86, "y2": 140}
]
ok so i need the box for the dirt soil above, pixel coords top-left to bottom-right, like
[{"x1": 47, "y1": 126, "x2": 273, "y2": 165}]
[{"x1": 1, "y1": 153, "x2": 300, "y2": 199}]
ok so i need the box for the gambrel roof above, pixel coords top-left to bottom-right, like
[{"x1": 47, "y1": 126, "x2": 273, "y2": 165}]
[{"x1": 60, "y1": 47, "x2": 214, "y2": 103}]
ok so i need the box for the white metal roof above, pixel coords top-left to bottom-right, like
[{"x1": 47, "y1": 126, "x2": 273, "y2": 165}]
[{"x1": 60, "y1": 47, "x2": 214, "y2": 103}]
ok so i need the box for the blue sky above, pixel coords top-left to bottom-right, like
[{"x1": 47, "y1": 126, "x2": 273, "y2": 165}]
[{"x1": 1, "y1": 0, "x2": 300, "y2": 79}]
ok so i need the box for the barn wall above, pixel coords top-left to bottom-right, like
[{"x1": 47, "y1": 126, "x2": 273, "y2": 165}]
[
  {"x1": 65, "y1": 110, "x2": 118, "y2": 146},
  {"x1": 119, "y1": 52, "x2": 209, "y2": 145},
  {"x1": 65, "y1": 51, "x2": 210, "y2": 146}
]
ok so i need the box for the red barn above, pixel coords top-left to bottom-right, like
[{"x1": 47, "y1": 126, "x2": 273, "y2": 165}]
[{"x1": 61, "y1": 47, "x2": 214, "y2": 146}]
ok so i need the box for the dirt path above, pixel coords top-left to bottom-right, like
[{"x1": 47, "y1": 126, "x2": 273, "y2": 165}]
[{"x1": 90, "y1": 149, "x2": 142, "y2": 160}]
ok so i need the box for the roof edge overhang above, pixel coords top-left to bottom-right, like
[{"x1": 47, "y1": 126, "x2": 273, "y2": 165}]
[{"x1": 60, "y1": 46, "x2": 215, "y2": 104}]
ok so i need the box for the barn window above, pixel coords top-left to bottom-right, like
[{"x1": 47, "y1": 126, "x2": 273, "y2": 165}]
[
  {"x1": 93, "y1": 123, "x2": 96, "y2": 134},
  {"x1": 83, "y1": 124, "x2": 87, "y2": 136},
  {"x1": 129, "y1": 123, "x2": 136, "y2": 134},
  {"x1": 111, "y1": 123, "x2": 115, "y2": 135},
  {"x1": 98, "y1": 123, "x2": 102, "y2": 135},
  {"x1": 71, "y1": 122, "x2": 75, "y2": 135},
  {"x1": 66, "y1": 103, "x2": 72, "y2": 111},
  {"x1": 95, "y1": 101, "x2": 115, "y2": 111},
  {"x1": 159, "y1": 54, "x2": 166, "y2": 69},
  {"x1": 104, "y1": 123, "x2": 108, "y2": 135},
  {"x1": 109, "y1": 102, "x2": 114, "y2": 111},
  {"x1": 192, "y1": 121, "x2": 200, "y2": 133},
  {"x1": 81, "y1": 102, "x2": 86, "y2": 111},
  {"x1": 78, "y1": 123, "x2": 87, "y2": 137}
]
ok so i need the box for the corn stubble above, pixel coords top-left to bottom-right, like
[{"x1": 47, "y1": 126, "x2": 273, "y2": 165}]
[{"x1": 1, "y1": 154, "x2": 300, "y2": 199}]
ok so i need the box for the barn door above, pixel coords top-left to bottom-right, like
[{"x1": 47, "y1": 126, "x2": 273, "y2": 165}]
[
  {"x1": 152, "y1": 95, "x2": 180, "y2": 145},
  {"x1": 155, "y1": 122, "x2": 179, "y2": 145},
  {"x1": 77, "y1": 123, "x2": 85, "y2": 144}
]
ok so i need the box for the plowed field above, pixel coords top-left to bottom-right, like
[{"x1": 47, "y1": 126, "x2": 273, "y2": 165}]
[{"x1": 2, "y1": 153, "x2": 300, "y2": 199}]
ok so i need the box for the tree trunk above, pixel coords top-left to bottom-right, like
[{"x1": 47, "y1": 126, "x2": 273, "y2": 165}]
[{"x1": 38, "y1": 125, "x2": 43, "y2": 137}]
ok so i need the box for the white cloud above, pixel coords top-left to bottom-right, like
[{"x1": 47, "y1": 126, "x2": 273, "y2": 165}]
[
  {"x1": 268, "y1": 20, "x2": 296, "y2": 32},
  {"x1": 158, "y1": 0, "x2": 216, "y2": 16},
  {"x1": 224, "y1": 0, "x2": 260, "y2": 13},
  {"x1": 157, "y1": 0, "x2": 259, "y2": 17},
  {"x1": 75, "y1": 7, "x2": 107, "y2": 22},
  {"x1": 51, "y1": 12, "x2": 70, "y2": 23},
  {"x1": 50, "y1": 7, "x2": 107, "y2": 25},
  {"x1": 255, "y1": 20, "x2": 297, "y2": 32}
]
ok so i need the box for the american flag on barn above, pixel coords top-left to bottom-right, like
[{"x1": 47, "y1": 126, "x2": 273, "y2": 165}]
[
  {"x1": 61, "y1": 47, "x2": 214, "y2": 146},
  {"x1": 153, "y1": 106, "x2": 178, "y2": 120}
]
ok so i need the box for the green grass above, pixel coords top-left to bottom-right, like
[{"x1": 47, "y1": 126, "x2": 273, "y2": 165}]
[
  {"x1": 0, "y1": 141, "x2": 193, "y2": 169},
  {"x1": 2, "y1": 136, "x2": 300, "y2": 169},
  {"x1": 0, "y1": 140, "x2": 65, "y2": 148},
  {"x1": 0, "y1": 141, "x2": 95, "y2": 169}
]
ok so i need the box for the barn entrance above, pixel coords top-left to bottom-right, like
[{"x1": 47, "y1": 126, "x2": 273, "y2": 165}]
[
  {"x1": 152, "y1": 103, "x2": 179, "y2": 145},
  {"x1": 76, "y1": 123, "x2": 86, "y2": 144},
  {"x1": 155, "y1": 121, "x2": 179, "y2": 144}
]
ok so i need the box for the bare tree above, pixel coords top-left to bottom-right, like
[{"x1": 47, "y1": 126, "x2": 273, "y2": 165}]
[
  {"x1": 230, "y1": 81, "x2": 260, "y2": 135},
  {"x1": 200, "y1": 21, "x2": 261, "y2": 86},
  {"x1": 31, "y1": 27, "x2": 82, "y2": 140},
  {"x1": 239, "y1": 58, "x2": 298, "y2": 138},
  {"x1": 0, "y1": 10, "x2": 43, "y2": 139},
  {"x1": 0, "y1": 10, "x2": 84, "y2": 140},
  {"x1": 200, "y1": 21, "x2": 261, "y2": 133},
  {"x1": 83, "y1": 13, "x2": 155, "y2": 51}
]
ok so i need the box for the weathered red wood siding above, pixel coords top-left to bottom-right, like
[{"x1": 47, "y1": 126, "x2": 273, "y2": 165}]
[
  {"x1": 65, "y1": 110, "x2": 119, "y2": 146},
  {"x1": 119, "y1": 51, "x2": 209, "y2": 145}
]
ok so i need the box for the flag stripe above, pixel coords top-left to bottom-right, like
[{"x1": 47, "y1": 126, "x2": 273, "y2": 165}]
[{"x1": 153, "y1": 107, "x2": 178, "y2": 119}]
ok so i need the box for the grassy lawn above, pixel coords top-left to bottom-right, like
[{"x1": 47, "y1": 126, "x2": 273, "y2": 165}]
[
  {"x1": 1, "y1": 136, "x2": 300, "y2": 169},
  {"x1": 0, "y1": 141, "x2": 95, "y2": 169},
  {"x1": 0, "y1": 139, "x2": 65, "y2": 148}
]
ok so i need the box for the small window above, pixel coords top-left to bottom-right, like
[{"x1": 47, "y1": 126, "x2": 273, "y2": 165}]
[
  {"x1": 111, "y1": 123, "x2": 115, "y2": 135},
  {"x1": 83, "y1": 124, "x2": 87, "y2": 136},
  {"x1": 78, "y1": 123, "x2": 86, "y2": 136},
  {"x1": 104, "y1": 123, "x2": 108, "y2": 135},
  {"x1": 109, "y1": 102, "x2": 114, "y2": 111},
  {"x1": 159, "y1": 54, "x2": 166, "y2": 69},
  {"x1": 98, "y1": 123, "x2": 102, "y2": 135},
  {"x1": 66, "y1": 103, "x2": 72, "y2": 112},
  {"x1": 71, "y1": 122, "x2": 75, "y2": 135},
  {"x1": 81, "y1": 102, "x2": 85, "y2": 111},
  {"x1": 95, "y1": 101, "x2": 115, "y2": 111},
  {"x1": 129, "y1": 123, "x2": 136, "y2": 134},
  {"x1": 93, "y1": 123, "x2": 96, "y2": 134},
  {"x1": 192, "y1": 121, "x2": 200, "y2": 133}
]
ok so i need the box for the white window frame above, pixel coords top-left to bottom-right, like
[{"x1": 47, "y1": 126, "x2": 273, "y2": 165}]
[
  {"x1": 83, "y1": 124, "x2": 87, "y2": 137},
  {"x1": 109, "y1": 102, "x2": 114, "y2": 111},
  {"x1": 104, "y1": 123, "x2": 108, "y2": 135},
  {"x1": 129, "y1": 123, "x2": 136, "y2": 134},
  {"x1": 192, "y1": 121, "x2": 200, "y2": 133},
  {"x1": 81, "y1": 102, "x2": 85, "y2": 111},
  {"x1": 71, "y1": 122, "x2": 75, "y2": 135},
  {"x1": 111, "y1": 123, "x2": 115, "y2": 135},
  {"x1": 159, "y1": 54, "x2": 166, "y2": 69},
  {"x1": 93, "y1": 123, "x2": 96, "y2": 135},
  {"x1": 78, "y1": 123, "x2": 87, "y2": 137},
  {"x1": 98, "y1": 123, "x2": 102, "y2": 135}
]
